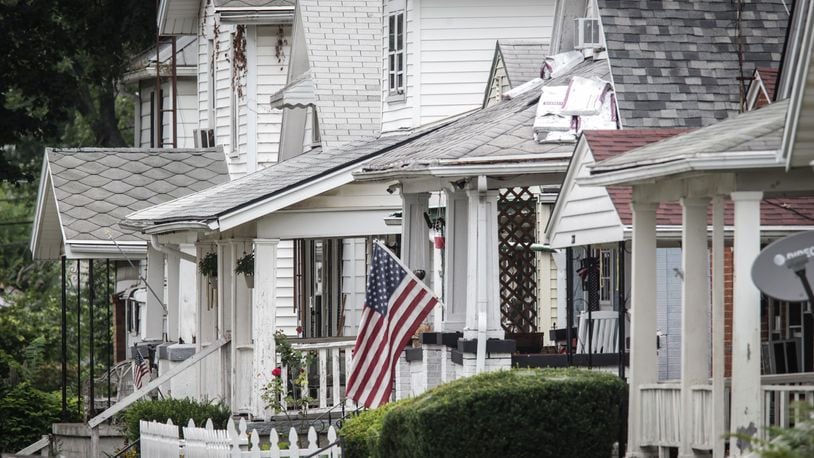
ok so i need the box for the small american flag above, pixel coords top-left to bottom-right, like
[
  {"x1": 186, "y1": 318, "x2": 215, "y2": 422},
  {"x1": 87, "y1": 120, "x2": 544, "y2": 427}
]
[
  {"x1": 133, "y1": 348, "x2": 151, "y2": 389},
  {"x1": 345, "y1": 241, "x2": 440, "y2": 408}
]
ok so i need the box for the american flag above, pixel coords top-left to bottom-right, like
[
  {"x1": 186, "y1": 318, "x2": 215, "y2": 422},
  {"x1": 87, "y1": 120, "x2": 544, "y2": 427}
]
[
  {"x1": 345, "y1": 241, "x2": 440, "y2": 408},
  {"x1": 133, "y1": 347, "x2": 151, "y2": 389}
]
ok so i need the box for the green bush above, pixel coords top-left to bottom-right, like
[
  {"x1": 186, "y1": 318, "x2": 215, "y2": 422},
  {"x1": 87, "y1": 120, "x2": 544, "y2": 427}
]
[
  {"x1": 341, "y1": 400, "x2": 406, "y2": 458},
  {"x1": 0, "y1": 383, "x2": 62, "y2": 452},
  {"x1": 377, "y1": 368, "x2": 626, "y2": 458},
  {"x1": 119, "y1": 397, "x2": 230, "y2": 443}
]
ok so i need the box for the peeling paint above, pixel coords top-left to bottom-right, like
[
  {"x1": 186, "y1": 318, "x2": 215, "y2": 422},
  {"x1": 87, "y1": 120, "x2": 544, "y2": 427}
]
[
  {"x1": 735, "y1": 422, "x2": 757, "y2": 453},
  {"x1": 747, "y1": 343, "x2": 751, "y2": 360}
]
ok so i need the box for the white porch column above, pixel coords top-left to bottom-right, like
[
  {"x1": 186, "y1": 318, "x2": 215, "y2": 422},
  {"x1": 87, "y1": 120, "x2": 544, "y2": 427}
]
[
  {"x1": 679, "y1": 197, "x2": 710, "y2": 458},
  {"x1": 144, "y1": 246, "x2": 166, "y2": 341},
  {"x1": 401, "y1": 192, "x2": 431, "y2": 273},
  {"x1": 627, "y1": 201, "x2": 659, "y2": 458},
  {"x1": 231, "y1": 240, "x2": 254, "y2": 414},
  {"x1": 444, "y1": 188, "x2": 468, "y2": 332},
  {"x1": 166, "y1": 249, "x2": 181, "y2": 342},
  {"x1": 711, "y1": 196, "x2": 726, "y2": 458},
  {"x1": 464, "y1": 181, "x2": 502, "y2": 340},
  {"x1": 252, "y1": 238, "x2": 279, "y2": 419},
  {"x1": 729, "y1": 191, "x2": 763, "y2": 455}
]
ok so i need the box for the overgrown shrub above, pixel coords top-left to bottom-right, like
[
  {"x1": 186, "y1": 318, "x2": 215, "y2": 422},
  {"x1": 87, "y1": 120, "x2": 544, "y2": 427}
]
[
  {"x1": 0, "y1": 383, "x2": 62, "y2": 452},
  {"x1": 340, "y1": 400, "x2": 407, "y2": 458},
  {"x1": 119, "y1": 397, "x2": 230, "y2": 443},
  {"x1": 377, "y1": 368, "x2": 626, "y2": 458},
  {"x1": 740, "y1": 402, "x2": 814, "y2": 457}
]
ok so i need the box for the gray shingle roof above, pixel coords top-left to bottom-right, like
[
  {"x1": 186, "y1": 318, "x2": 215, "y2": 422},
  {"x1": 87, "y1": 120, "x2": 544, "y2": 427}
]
[
  {"x1": 47, "y1": 148, "x2": 228, "y2": 242},
  {"x1": 122, "y1": 133, "x2": 434, "y2": 227},
  {"x1": 591, "y1": 99, "x2": 787, "y2": 174},
  {"x1": 300, "y1": 0, "x2": 382, "y2": 149},
  {"x1": 360, "y1": 58, "x2": 611, "y2": 174},
  {"x1": 498, "y1": 41, "x2": 548, "y2": 87},
  {"x1": 599, "y1": 0, "x2": 790, "y2": 128}
]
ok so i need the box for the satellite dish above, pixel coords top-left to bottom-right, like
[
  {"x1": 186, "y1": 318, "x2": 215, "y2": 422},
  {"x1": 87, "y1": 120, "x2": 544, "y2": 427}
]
[{"x1": 752, "y1": 230, "x2": 814, "y2": 303}]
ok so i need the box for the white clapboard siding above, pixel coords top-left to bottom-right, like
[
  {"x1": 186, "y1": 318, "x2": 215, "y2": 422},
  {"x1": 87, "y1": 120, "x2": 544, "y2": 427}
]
[
  {"x1": 382, "y1": 0, "x2": 555, "y2": 132},
  {"x1": 656, "y1": 247, "x2": 683, "y2": 382},
  {"x1": 275, "y1": 240, "x2": 298, "y2": 335},
  {"x1": 548, "y1": 150, "x2": 625, "y2": 248},
  {"x1": 256, "y1": 25, "x2": 291, "y2": 169},
  {"x1": 341, "y1": 238, "x2": 368, "y2": 337}
]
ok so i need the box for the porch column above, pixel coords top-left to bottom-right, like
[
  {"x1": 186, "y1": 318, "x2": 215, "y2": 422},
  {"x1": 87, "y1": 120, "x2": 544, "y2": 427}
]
[
  {"x1": 679, "y1": 197, "x2": 710, "y2": 458},
  {"x1": 443, "y1": 188, "x2": 468, "y2": 331},
  {"x1": 401, "y1": 192, "x2": 431, "y2": 274},
  {"x1": 231, "y1": 240, "x2": 254, "y2": 414},
  {"x1": 144, "y1": 246, "x2": 165, "y2": 341},
  {"x1": 465, "y1": 179, "x2": 502, "y2": 340},
  {"x1": 627, "y1": 200, "x2": 659, "y2": 458},
  {"x1": 729, "y1": 191, "x2": 762, "y2": 455},
  {"x1": 166, "y1": 248, "x2": 181, "y2": 342},
  {"x1": 711, "y1": 196, "x2": 726, "y2": 458},
  {"x1": 252, "y1": 238, "x2": 279, "y2": 419}
]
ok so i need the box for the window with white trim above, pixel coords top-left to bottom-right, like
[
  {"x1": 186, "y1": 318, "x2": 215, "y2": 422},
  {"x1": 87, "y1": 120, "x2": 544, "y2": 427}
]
[
  {"x1": 387, "y1": 11, "x2": 405, "y2": 96},
  {"x1": 599, "y1": 248, "x2": 613, "y2": 304}
]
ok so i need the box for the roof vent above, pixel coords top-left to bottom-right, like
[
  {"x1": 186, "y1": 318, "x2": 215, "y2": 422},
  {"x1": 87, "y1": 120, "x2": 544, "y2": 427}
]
[{"x1": 574, "y1": 18, "x2": 603, "y2": 50}]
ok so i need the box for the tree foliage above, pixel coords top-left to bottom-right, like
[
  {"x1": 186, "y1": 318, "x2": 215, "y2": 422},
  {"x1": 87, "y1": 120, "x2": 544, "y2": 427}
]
[{"x1": 0, "y1": 0, "x2": 156, "y2": 181}]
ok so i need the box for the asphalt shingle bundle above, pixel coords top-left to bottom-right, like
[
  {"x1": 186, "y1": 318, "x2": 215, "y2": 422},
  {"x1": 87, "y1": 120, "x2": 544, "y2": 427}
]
[{"x1": 599, "y1": 0, "x2": 790, "y2": 128}]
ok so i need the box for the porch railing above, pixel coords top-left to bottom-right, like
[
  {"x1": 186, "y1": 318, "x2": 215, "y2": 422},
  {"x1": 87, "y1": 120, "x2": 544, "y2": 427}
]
[
  {"x1": 639, "y1": 373, "x2": 814, "y2": 451},
  {"x1": 278, "y1": 338, "x2": 356, "y2": 413},
  {"x1": 639, "y1": 382, "x2": 681, "y2": 448},
  {"x1": 761, "y1": 373, "x2": 814, "y2": 438}
]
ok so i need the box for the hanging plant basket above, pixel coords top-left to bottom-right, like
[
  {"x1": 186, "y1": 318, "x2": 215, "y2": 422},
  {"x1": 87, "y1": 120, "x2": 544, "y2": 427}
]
[
  {"x1": 235, "y1": 252, "x2": 254, "y2": 289},
  {"x1": 199, "y1": 252, "x2": 218, "y2": 278}
]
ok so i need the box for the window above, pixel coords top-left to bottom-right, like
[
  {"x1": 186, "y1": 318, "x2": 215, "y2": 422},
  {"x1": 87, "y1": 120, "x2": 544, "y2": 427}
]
[
  {"x1": 387, "y1": 12, "x2": 405, "y2": 96},
  {"x1": 598, "y1": 249, "x2": 613, "y2": 304}
]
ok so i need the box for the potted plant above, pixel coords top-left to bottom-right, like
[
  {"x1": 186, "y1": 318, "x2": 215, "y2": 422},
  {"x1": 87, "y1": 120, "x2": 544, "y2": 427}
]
[
  {"x1": 199, "y1": 252, "x2": 218, "y2": 280},
  {"x1": 235, "y1": 251, "x2": 254, "y2": 288}
]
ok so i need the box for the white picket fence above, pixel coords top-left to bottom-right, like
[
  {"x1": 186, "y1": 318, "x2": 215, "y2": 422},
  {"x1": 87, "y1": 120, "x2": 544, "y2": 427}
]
[{"x1": 139, "y1": 417, "x2": 341, "y2": 457}]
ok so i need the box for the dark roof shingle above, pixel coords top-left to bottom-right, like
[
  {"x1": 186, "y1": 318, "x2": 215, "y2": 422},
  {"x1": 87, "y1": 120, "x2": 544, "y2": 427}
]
[{"x1": 599, "y1": 0, "x2": 790, "y2": 128}]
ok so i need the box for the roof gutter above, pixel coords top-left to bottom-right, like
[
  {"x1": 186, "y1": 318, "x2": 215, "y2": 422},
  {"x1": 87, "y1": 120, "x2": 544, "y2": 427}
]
[
  {"x1": 355, "y1": 159, "x2": 571, "y2": 181},
  {"x1": 581, "y1": 151, "x2": 780, "y2": 187},
  {"x1": 150, "y1": 234, "x2": 196, "y2": 263}
]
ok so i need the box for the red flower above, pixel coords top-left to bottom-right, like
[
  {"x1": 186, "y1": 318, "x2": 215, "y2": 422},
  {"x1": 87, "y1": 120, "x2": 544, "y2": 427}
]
[
  {"x1": 296, "y1": 326, "x2": 303, "y2": 335},
  {"x1": 272, "y1": 367, "x2": 282, "y2": 377},
  {"x1": 299, "y1": 368, "x2": 305, "y2": 373}
]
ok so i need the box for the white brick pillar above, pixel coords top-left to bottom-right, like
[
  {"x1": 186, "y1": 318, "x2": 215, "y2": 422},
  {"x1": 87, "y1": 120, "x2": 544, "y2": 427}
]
[
  {"x1": 627, "y1": 201, "x2": 659, "y2": 458},
  {"x1": 252, "y1": 238, "x2": 279, "y2": 419},
  {"x1": 465, "y1": 180, "x2": 502, "y2": 340},
  {"x1": 144, "y1": 246, "x2": 166, "y2": 341},
  {"x1": 679, "y1": 197, "x2": 710, "y2": 458},
  {"x1": 729, "y1": 191, "x2": 763, "y2": 455}
]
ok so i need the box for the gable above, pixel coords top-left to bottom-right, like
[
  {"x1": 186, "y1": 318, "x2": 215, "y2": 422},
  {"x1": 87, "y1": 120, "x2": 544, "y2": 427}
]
[{"x1": 546, "y1": 140, "x2": 624, "y2": 248}]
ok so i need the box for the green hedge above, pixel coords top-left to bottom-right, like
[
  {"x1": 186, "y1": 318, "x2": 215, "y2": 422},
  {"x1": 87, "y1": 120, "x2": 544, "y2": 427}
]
[
  {"x1": 0, "y1": 383, "x2": 66, "y2": 452},
  {"x1": 353, "y1": 368, "x2": 626, "y2": 458},
  {"x1": 119, "y1": 397, "x2": 230, "y2": 443}
]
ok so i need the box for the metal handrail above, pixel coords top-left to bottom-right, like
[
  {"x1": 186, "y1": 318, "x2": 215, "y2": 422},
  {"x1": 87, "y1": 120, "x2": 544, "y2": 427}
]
[{"x1": 110, "y1": 439, "x2": 138, "y2": 457}]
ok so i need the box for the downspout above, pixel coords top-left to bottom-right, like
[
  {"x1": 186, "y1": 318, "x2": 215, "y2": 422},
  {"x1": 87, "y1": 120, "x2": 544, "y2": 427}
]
[{"x1": 150, "y1": 234, "x2": 197, "y2": 263}]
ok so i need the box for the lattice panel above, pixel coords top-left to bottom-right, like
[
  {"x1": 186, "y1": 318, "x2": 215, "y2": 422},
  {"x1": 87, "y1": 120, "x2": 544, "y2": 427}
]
[{"x1": 498, "y1": 187, "x2": 538, "y2": 333}]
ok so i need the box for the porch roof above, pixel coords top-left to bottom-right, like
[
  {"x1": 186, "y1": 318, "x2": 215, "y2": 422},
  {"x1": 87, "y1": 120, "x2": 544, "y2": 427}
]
[
  {"x1": 123, "y1": 36, "x2": 197, "y2": 83},
  {"x1": 547, "y1": 125, "x2": 814, "y2": 247},
  {"x1": 354, "y1": 58, "x2": 611, "y2": 180},
  {"x1": 583, "y1": 99, "x2": 788, "y2": 187},
  {"x1": 31, "y1": 147, "x2": 229, "y2": 260},
  {"x1": 121, "y1": 130, "x2": 441, "y2": 233}
]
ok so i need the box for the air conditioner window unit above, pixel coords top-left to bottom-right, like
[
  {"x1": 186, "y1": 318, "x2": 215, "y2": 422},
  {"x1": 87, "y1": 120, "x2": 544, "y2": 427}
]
[{"x1": 574, "y1": 18, "x2": 603, "y2": 49}]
